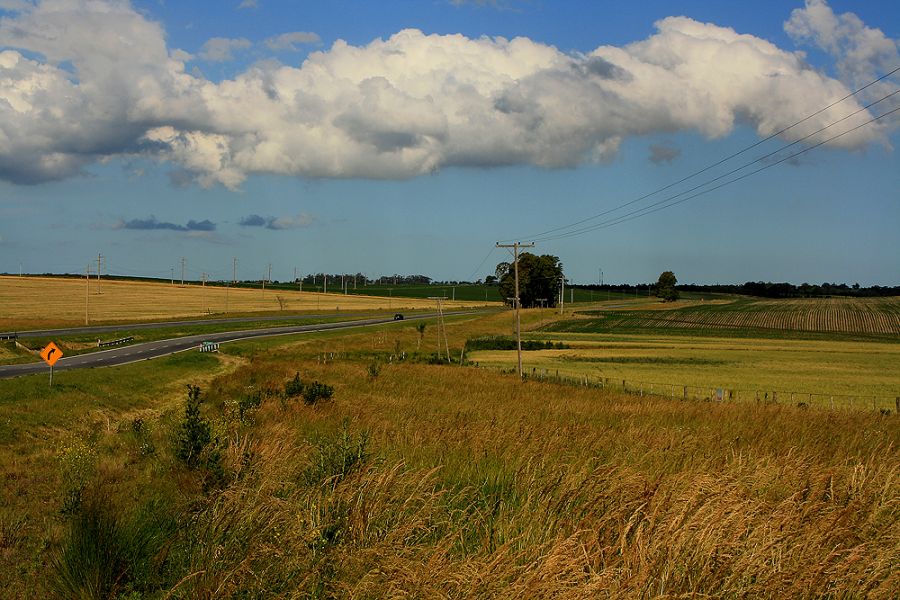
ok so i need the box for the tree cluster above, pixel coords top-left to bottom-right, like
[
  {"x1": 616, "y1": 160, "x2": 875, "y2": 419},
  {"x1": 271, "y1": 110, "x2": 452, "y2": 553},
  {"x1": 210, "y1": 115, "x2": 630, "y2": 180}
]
[{"x1": 496, "y1": 253, "x2": 564, "y2": 308}]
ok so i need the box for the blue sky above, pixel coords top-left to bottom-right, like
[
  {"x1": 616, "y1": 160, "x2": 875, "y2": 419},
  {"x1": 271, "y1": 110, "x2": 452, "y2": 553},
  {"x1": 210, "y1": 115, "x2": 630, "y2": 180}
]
[{"x1": 0, "y1": 0, "x2": 898, "y2": 285}]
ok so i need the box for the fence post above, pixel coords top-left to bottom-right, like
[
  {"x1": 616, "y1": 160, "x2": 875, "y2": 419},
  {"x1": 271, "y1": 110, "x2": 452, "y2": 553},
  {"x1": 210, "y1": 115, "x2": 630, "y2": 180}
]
[
  {"x1": 896, "y1": 397, "x2": 899, "y2": 413},
  {"x1": 830, "y1": 396, "x2": 834, "y2": 410},
  {"x1": 683, "y1": 386, "x2": 687, "y2": 400}
]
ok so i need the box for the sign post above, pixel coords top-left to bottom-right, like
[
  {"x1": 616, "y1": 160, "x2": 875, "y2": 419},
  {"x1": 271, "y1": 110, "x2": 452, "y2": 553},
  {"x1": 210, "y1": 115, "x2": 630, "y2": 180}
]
[{"x1": 39, "y1": 342, "x2": 63, "y2": 388}]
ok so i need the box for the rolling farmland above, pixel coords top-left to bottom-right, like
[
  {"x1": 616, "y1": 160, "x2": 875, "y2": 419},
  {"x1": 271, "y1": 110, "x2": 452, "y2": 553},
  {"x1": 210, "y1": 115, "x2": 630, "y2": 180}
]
[
  {"x1": 549, "y1": 296, "x2": 900, "y2": 338},
  {"x1": 0, "y1": 275, "x2": 497, "y2": 329}
]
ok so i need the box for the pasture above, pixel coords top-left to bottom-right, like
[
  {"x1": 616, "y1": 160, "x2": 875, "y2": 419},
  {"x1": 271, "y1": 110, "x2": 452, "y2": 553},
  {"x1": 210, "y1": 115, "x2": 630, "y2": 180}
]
[
  {"x1": 469, "y1": 297, "x2": 900, "y2": 409},
  {"x1": 0, "y1": 309, "x2": 896, "y2": 598},
  {"x1": 554, "y1": 295, "x2": 900, "y2": 338},
  {"x1": 0, "y1": 275, "x2": 496, "y2": 329}
]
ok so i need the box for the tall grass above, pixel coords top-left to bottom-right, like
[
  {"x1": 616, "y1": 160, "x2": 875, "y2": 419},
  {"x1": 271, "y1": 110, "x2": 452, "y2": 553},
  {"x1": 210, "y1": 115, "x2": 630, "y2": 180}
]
[
  {"x1": 151, "y1": 357, "x2": 898, "y2": 598},
  {"x1": 8, "y1": 311, "x2": 899, "y2": 597}
]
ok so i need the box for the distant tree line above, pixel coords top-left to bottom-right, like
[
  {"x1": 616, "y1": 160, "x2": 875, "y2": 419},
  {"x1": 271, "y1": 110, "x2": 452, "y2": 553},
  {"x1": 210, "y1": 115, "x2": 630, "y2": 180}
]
[{"x1": 677, "y1": 281, "x2": 900, "y2": 298}]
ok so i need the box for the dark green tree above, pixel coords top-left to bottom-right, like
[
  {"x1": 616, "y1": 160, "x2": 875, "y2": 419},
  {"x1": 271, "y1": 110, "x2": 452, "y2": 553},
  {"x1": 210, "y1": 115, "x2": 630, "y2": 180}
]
[
  {"x1": 497, "y1": 253, "x2": 563, "y2": 308},
  {"x1": 656, "y1": 270, "x2": 679, "y2": 302}
]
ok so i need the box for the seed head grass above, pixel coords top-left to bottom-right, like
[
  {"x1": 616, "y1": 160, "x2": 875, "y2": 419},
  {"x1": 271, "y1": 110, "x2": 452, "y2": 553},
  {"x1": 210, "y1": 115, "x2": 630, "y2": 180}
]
[{"x1": 1, "y1": 310, "x2": 897, "y2": 597}]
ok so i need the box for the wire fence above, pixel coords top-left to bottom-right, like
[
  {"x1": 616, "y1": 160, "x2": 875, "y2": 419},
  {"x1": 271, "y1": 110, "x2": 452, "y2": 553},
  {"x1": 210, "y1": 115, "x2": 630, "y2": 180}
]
[{"x1": 520, "y1": 368, "x2": 899, "y2": 413}]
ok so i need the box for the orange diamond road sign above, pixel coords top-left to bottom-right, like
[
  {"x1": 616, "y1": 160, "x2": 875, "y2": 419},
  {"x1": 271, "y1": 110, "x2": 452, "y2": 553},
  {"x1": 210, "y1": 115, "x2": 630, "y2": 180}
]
[{"x1": 40, "y1": 342, "x2": 63, "y2": 367}]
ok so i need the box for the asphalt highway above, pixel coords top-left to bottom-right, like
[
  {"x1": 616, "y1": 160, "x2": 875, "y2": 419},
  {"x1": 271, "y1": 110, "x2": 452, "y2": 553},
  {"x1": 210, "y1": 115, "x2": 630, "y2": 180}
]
[
  {"x1": 0, "y1": 312, "x2": 375, "y2": 339},
  {"x1": 0, "y1": 312, "x2": 444, "y2": 380}
]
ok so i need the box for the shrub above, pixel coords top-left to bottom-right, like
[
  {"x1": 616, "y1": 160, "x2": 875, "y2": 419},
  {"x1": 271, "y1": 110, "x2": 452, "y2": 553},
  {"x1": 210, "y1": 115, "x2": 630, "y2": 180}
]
[
  {"x1": 284, "y1": 372, "x2": 304, "y2": 398},
  {"x1": 238, "y1": 390, "x2": 262, "y2": 423},
  {"x1": 303, "y1": 381, "x2": 334, "y2": 406},
  {"x1": 304, "y1": 424, "x2": 369, "y2": 486},
  {"x1": 176, "y1": 385, "x2": 211, "y2": 469},
  {"x1": 58, "y1": 438, "x2": 97, "y2": 515},
  {"x1": 464, "y1": 336, "x2": 570, "y2": 351},
  {"x1": 367, "y1": 360, "x2": 381, "y2": 379}
]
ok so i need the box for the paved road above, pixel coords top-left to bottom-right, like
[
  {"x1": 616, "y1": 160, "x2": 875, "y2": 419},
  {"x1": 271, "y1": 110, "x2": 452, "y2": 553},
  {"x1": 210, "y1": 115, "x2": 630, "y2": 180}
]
[
  {"x1": 0, "y1": 313, "x2": 444, "y2": 380},
  {"x1": 0, "y1": 312, "x2": 377, "y2": 339}
]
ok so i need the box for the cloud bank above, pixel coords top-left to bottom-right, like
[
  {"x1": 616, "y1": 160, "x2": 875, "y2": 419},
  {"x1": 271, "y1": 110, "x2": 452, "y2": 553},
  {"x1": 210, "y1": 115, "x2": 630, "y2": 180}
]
[
  {"x1": 115, "y1": 217, "x2": 216, "y2": 231},
  {"x1": 0, "y1": 0, "x2": 894, "y2": 190},
  {"x1": 240, "y1": 213, "x2": 315, "y2": 230}
]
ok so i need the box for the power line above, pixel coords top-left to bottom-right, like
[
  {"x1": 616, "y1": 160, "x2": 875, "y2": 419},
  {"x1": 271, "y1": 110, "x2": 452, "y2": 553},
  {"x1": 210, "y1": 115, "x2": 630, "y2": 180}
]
[
  {"x1": 503, "y1": 65, "x2": 900, "y2": 243},
  {"x1": 535, "y1": 102, "x2": 900, "y2": 241}
]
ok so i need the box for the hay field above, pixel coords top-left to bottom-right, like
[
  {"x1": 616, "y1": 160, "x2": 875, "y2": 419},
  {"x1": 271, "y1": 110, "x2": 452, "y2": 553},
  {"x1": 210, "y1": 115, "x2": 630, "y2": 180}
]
[
  {"x1": 0, "y1": 276, "x2": 495, "y2": 329},
  {"x1": 561, "y1": 296, "x2": 900, "y2": 336},
  {"x1": 468, "y1": 334, "x2": 900, "y2": 406}
]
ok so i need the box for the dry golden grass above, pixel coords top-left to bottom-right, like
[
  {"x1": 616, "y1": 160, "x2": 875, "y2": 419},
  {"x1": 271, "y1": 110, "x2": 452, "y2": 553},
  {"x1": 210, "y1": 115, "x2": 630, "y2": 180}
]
[
  {"x1": 0, "y1": 275, "x2": 495, "y2": 329},
  {"x1": 162, "y1": 355, "x2": 900, "y2": 599},
  {"x1": 3, "y1": 310, "x2": 897, "y2": 598}
]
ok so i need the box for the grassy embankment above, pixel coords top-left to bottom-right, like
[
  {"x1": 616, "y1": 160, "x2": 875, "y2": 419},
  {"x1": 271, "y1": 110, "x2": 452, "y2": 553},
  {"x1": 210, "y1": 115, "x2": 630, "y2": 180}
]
[
  {"x1": 0, "y1": 315, "x2": 395, "y2": 366},
  {"x1": 0, "y1": 310, "x2": 897, "y2": 598}
]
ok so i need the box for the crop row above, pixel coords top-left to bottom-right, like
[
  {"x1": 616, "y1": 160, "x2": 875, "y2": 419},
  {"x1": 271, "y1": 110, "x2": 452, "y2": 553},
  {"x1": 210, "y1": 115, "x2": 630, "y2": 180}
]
[{"x1": 621, "y1": 298, "x2": 900, "y2": 334}]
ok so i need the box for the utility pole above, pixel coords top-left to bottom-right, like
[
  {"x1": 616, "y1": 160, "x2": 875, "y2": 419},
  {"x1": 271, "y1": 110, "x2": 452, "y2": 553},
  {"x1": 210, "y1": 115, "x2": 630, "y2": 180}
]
[
  {"x1": 559, "y1": 276, "x2": 565, "y2": 315},
  {"x1": 496, "y1": 241, "x2": 534, "y2": 379},
  {"x1": 428, "y1": 296, "x2": 451, "y2": 362},
  {"x1": 571, "y1": 287, "x2": 574, "y2": 305},
  {"x1": 324, "y1": 274, "x2": 327, "y2": 294},
  {"x1": 170, "y1": 267, "x2": 174, "y2": 286},
  {"x1": 97, "y1": 253, "x2": 103, "y2": 294},
  {"x1": 181, "y1": 257, "x2": 185, "y2": 286},
  {"x1": 85, "y1": 264, "x2": 91, "y2": 325},
  {"x1": 233, "y1": 257, "x2": 237, "y2": 284},
  {"x1": 537, "y1": 298, "x2": 547, "y2": 327}
]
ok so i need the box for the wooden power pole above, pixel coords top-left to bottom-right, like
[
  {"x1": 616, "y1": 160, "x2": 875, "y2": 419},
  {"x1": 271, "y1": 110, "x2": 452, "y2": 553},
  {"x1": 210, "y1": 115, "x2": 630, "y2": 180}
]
[{"x1": 495, "y1": 241, "x2": 534, "y2": 379}]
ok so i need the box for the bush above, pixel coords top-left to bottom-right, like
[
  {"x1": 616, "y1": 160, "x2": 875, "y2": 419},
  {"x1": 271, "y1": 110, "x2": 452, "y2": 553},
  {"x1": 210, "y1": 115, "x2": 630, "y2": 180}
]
[
  {"x1": 304, "y1": 424, "x2": 369, "y2": 486},
  {"x1": 176, "y1": 385, "x2": 211, "y2": 469},
  {"x1": 464, "y1": 336, "x2": 570, "y2": 351},
  {"x1": 58, "y1": 438, "x2": 97, "y2": 515},
  {"x1": 238, "y1": 390, "x2": 262, "y2": 423},
  {"x1": 284, "y1": 372, "x2": 304, "y2": 397},
  {"x1": 367, "y1": 360, "x2": 381, "y2": 379},
  {"x1": 303, "y1": 381, "x2": 334, "y2": 406},
  {"x1": 175, "y1": 386, "x2": 224, "y2": 489}
]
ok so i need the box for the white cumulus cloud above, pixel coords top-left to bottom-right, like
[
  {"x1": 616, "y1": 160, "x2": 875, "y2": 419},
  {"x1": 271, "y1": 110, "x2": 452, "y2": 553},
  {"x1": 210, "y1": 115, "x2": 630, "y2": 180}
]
[
  {"x1": 785, "y1": 0, "x2": 900, "y2": 93},
  {"x1": 0, "y1": 0, "x2": 893, "y2": 190},
  {"x1": 265, "y1": 31, "x2": 320, "y2": 52},
  {"x1": 199, "y1": 37, "x2": 252, "y2": 62}
]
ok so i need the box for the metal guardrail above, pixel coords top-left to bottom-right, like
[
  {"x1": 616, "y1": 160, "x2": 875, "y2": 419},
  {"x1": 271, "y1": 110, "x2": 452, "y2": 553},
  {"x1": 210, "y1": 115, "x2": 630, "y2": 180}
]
[
  {"x1": 0, "y1": 332, "x2": 18, "y2": 341},
  {"x1": 98, "y1": 336, "x2": 134, "y2": 348}
]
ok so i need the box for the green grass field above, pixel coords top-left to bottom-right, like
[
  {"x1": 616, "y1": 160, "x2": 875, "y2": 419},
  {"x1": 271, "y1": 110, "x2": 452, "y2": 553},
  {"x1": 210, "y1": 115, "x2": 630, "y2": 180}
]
[
  {"x1": 467, "y1": 297, "x2": 900, "y2": 409},
  {"x1": 555, "y1": 295, "x2": 900, "y2": 340},
  {"x1": 0, "y1": 309, "x2": 897, "y2": 598}
]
